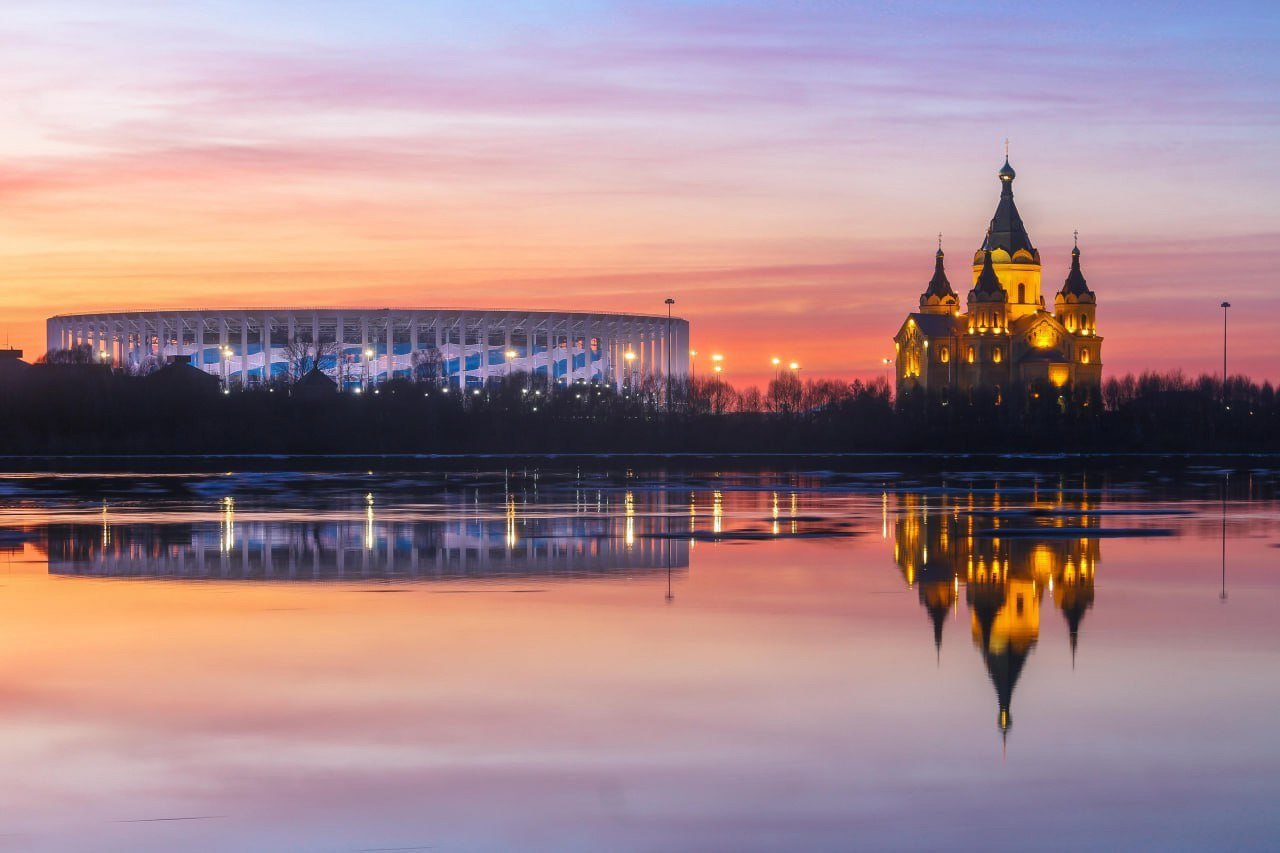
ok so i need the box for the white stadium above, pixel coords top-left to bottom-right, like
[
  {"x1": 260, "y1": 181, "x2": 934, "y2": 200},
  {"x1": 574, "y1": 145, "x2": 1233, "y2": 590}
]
[{"x1": 47, "y1": 308, "x2": 690, "y2": 390}]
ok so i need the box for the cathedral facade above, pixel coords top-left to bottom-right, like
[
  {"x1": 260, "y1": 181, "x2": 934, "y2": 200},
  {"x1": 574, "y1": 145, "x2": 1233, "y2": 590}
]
[{"x1": 893, "y1": 158, "x2": 1102, "y2": 400}]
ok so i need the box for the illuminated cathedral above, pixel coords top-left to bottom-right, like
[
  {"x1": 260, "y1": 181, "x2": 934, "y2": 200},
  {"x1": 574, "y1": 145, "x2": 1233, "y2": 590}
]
[{"x1": 893, "y1": 157, "x2": 1102, "y2": 399}]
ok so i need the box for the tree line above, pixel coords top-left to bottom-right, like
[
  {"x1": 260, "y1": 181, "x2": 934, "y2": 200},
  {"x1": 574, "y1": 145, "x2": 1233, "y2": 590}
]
[{"x1": 0, "y1": 347, "x2": 1275, "y2": 454}]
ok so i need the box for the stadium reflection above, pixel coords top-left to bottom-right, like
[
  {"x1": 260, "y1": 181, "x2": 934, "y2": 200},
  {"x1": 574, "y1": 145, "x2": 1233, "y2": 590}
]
[{"x1": 44, "y1": 492, "x2": 689, "y2": 581}]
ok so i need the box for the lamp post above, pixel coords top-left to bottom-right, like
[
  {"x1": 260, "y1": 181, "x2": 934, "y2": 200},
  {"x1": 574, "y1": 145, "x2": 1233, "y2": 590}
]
[
  {"x1": 664, "y1": 297, "x2": 675, "y2": 411},
  {"x1": 505, "y1": 348, "x2": 517, "y2": 380},
  {"x1": 690, "y1": 350, "x2": 697, "y2": 382},
  {"x1": 624, "y1": 349, "x2": 636, "y2": 392},
  {"x1": 221, "y1": 346, "x2": 232, "y2": 390},
  {"x1": 1220, "y1": 301, "x2": 1231, "y2": 405},
  {"x1": 882, "y1": 357, "x2": 894, "y2": 388}
]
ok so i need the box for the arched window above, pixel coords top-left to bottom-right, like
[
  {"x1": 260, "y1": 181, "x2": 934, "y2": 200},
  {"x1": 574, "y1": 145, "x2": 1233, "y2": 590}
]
[
  {"x1": 966, "y1": 346, "x2": 976, "y2": 364},
  {"x1": 939, "y1": 345, "x2": 950, "y2": 364},
  {"x1": 1081, "y1": 349, "x2": 1091, "y2": 365},
  {"x1": 1017, "y1": 283, "x2": 1026, "y2": 303},
  {"x1": 1080, "y1": 313, "x2": 1088, "y2": 330},
  {"x1": 992, "y1": 347, "x2": 1003, "y2": 364}
]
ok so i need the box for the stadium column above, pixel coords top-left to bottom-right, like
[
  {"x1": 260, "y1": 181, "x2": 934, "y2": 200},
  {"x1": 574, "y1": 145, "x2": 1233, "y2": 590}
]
[
  {"x1": 335, "y1": 314, "x2": 344, "y2": 386},
  {"x1": 219, "y1": 316, "x2": 228, "y2": 381},
  {"x1": 434, "y1": 321, "x2": 443, "y2": 385},
  {"x1": 459, "y1": 313, "x2": 470, "y2": 388},
  {"x1": 385, "y1": 314, "x2": 393, "y2": 382},
  {"x1": 361, "y1": 316, "x2": 370, "y2": 389},
  {"x1": 193, "y1": 312, "x2": 203, "y2": 371},
  {"x1": 241, "y1": 313, "x2": 250, "y2": 384},
  {"x1": 410, "y1": 315, "x2": 419, "y2": 371},
  {"x1": 481, "y1": 315, "x2": 490, "y2": 385},
  {"x1": 543, "y1": 322, "x2": 553, "y2": 390},
  {"x1": 262, "y1": 315, "x2": 272, "y2": 385},
  {"x1": 312, "y1": 313, "x2": 321, "y2": 380}
]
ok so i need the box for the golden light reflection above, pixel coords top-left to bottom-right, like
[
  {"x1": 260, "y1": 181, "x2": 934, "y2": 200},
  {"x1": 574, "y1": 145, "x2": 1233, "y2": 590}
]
[
  {"x1": 364, "y1": 493, "x2": 375, "y2": 551},
  {"x1": 625, "y1": 490, "x2": 635, "y2": 548},
  {"x1": 506, "y1": 497, "x2": 518, "y2": 549},
  {"x1": 712, "y1": 490, "x2": 723, "y2": 535},
  {"x1": 220, "y1": 496, "x2": 235, "y2": 553},
  {"x1": 892, "y1": 491, "x2": 1101, "y2": 742}
]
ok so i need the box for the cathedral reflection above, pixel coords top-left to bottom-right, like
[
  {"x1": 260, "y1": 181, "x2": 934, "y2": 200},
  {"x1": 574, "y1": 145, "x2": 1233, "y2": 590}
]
[
  {"x1": 892, "y1": 492, "x2": 1098, "y2": 743},
  {"x1": 43, "y1": 491, "x2": 688, "y2": 581}
]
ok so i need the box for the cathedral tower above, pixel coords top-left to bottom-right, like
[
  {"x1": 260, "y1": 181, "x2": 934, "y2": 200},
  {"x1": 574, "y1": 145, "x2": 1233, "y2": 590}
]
[
  {"x1": 919, "y1": 241, "x2": 959, "y2": 316},
  {"x1": 974, "y1": 156, "x2": 1043, "y2": 320}
]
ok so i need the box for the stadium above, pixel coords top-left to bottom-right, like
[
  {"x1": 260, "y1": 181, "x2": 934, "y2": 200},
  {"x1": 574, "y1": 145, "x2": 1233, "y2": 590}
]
[{"x1": 46, "y1": 308, "x2": 690, "y2": 390}]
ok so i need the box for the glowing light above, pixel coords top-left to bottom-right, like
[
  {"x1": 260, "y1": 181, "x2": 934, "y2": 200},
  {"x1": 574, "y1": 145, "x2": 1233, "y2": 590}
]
[
  {"x1": 711, "y1": 353, "x2": 724, "y2": 363},
  {"x1": 220, "y1": 496, "x2": 235, "y2": 553}
]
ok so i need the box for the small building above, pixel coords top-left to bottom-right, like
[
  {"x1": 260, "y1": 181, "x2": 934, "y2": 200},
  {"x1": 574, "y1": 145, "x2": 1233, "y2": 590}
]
[
  {"x1": 292, "y1": 367, "x2": 339, "y2": 399},
  {"x1": 0, "y1": 349, "x2": 30, "y2": 391},
  {"x1": 893, "y1": 157, "x2": 1102, "y2": 400},
  {"x1": 144, "y1": 354, "x2": 221, "y2": 395}
]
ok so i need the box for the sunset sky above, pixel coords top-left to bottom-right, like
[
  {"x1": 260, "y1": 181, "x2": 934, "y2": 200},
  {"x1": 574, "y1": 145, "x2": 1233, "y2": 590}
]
[{"x1": 1, "y1": 0, "x2": 1276, "y2": 386}]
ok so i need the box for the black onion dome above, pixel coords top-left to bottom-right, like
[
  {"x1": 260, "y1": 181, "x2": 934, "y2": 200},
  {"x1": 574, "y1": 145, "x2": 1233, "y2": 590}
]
[
  {"x1": 922, "y1": 246, "x2": 957, "y2": 301},
  {"x1": 1061, "y1": 241, "x2": 1094, "y2": 299},
  {"x1": 971, "y1": 248, "x2": 1006, "y2": 299}
]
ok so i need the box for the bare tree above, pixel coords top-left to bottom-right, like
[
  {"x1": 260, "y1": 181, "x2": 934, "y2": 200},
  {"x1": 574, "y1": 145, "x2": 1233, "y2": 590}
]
[
  {"x1": 411, "y1": 346, "x2": 444, "y2": 385},
  {"x1": 39, "y1": 344, "x2": 96, "y2": 365},
  {"x1": 283, "y1": 334, "x2": 340, "y2": 381}
]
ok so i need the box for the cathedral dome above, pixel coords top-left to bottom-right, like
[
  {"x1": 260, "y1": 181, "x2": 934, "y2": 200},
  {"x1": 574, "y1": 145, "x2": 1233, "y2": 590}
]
[{"x1": 998, "y1": 157, "x2": 1016, "y2": 183}]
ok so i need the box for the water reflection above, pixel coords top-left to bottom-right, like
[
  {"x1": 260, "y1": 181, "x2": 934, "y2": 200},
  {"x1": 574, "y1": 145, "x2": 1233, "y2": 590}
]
[
  {"x1": 893, "y1": 492, "x2": 1099, "y2": 744},
  {"x1": 44, "y1": 492, "x2": 689, "y2": 581}
]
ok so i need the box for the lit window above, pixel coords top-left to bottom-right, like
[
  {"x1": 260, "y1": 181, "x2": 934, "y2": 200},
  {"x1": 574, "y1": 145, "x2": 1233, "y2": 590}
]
[
  {"x1": 939, "y1": 346, "x2": 950, "y2": 364},
  {"x1": 966, "y1": 347, "x2": 976, "y2": 364},
  {"x1": 1081, "y1": 349, "x2": 1091, "y2": 364},
  {"x1": 992, "y1": 347, "x2": 1003, "y2": 364}
]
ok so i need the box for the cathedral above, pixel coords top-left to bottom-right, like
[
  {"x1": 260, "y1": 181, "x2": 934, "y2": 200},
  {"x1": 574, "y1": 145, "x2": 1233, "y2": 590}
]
[{"x1": 893, "y1": 157, "x2": 1102, "y2": 399}]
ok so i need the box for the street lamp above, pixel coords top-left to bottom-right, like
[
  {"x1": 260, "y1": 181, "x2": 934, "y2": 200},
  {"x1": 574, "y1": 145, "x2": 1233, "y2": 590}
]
[
  {"x1": 771, "y1": 356, "x2": 781, "y2": 382},
  {"x1": 364, "y1": 347, "x2": 375, "y2": 389},
  {"x1": 882, "y1": 357, "x2": 894, "y2": 388},
  {"x1": 1220, "y1": 301, "x2": 1231, "y2": 404},
  {"x1": 624, "y1": 349, "x2": 636, "y2": 390},
  {"x1": 690, "y1": 349, "x2": 697, "y2": 381},
  {"x1": 505, "y1": 348, "x2": 517, "y2": 380},
  {"x1": 221, "y1": 345, "x2": 233, "y2": 389},
  {"x1": 664, "y1": 298, "x2": 675, "y2": 411}
]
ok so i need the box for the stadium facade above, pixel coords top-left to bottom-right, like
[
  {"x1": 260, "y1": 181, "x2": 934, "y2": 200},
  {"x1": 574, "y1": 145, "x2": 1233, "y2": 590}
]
[{"x1": 46, "y1": 308, "x2": 690, "y2": 389}]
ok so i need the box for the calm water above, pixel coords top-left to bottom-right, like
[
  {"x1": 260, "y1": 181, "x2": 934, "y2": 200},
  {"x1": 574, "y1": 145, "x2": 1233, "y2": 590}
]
[{"x1": 1, "y1": 462, "x2": 1278, "y2": 851}]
